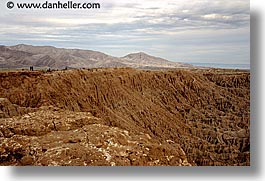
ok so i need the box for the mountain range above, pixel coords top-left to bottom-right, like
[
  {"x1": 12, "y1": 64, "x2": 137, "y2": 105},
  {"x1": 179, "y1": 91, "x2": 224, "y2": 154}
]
[{"x1": 0, "y1": 44, "x2": 192, "y2": 69}]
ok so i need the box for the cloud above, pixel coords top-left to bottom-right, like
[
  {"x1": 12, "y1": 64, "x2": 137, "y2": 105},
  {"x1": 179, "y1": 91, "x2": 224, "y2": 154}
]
[{"x1": 0, "y1": 0, "x2": 249, "y2": 64}]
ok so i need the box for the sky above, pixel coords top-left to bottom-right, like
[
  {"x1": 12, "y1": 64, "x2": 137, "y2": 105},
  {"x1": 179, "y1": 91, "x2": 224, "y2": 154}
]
[{"x1": 0, "y1": 0, "x2": 250, "y2": 64}]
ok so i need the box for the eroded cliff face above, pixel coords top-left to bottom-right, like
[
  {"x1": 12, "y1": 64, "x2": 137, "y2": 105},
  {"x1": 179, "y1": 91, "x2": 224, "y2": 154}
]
[{"x1": 0, "y1": 68, "x2": 250, "y2": 166}]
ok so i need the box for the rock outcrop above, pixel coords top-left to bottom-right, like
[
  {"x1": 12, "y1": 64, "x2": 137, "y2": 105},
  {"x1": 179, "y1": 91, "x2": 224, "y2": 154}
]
[
  {"x1": 0, "y1": 106, "x2": 191, "y2": 166},
  {"x1": 0, "y1": 68, "x2": 250, "y2": 166}
]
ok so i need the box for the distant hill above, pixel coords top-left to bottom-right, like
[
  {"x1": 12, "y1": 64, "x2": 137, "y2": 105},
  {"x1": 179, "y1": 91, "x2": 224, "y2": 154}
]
[
  {"x1": 0, "y1": 44, "x2": 192, "y2": 69},
  {"x1": 122, "y1": 52, "x2": 191, "y2": 68}
]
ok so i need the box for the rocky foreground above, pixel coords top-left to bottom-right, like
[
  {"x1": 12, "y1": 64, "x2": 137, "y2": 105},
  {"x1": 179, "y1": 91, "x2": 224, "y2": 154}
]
[{"x1": 0, "y1": 68, "x2": 250, "y2": 166}]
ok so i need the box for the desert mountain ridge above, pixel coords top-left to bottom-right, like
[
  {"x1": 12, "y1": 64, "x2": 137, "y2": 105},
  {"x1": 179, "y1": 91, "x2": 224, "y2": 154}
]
[{"x1": 0, "y1": 44, "x2": 192, "y2": 69}]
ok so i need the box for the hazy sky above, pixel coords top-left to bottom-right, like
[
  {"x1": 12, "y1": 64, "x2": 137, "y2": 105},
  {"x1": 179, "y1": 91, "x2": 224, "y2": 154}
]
[{"x1": 0, "y1": 0, "x2": 250, "y2": 64}]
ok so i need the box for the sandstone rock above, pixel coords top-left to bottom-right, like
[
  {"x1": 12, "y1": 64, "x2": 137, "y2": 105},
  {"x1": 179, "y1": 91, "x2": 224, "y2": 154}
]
[{"x1": 0, "y1": 68, "x2": 250, "y2": 166}]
